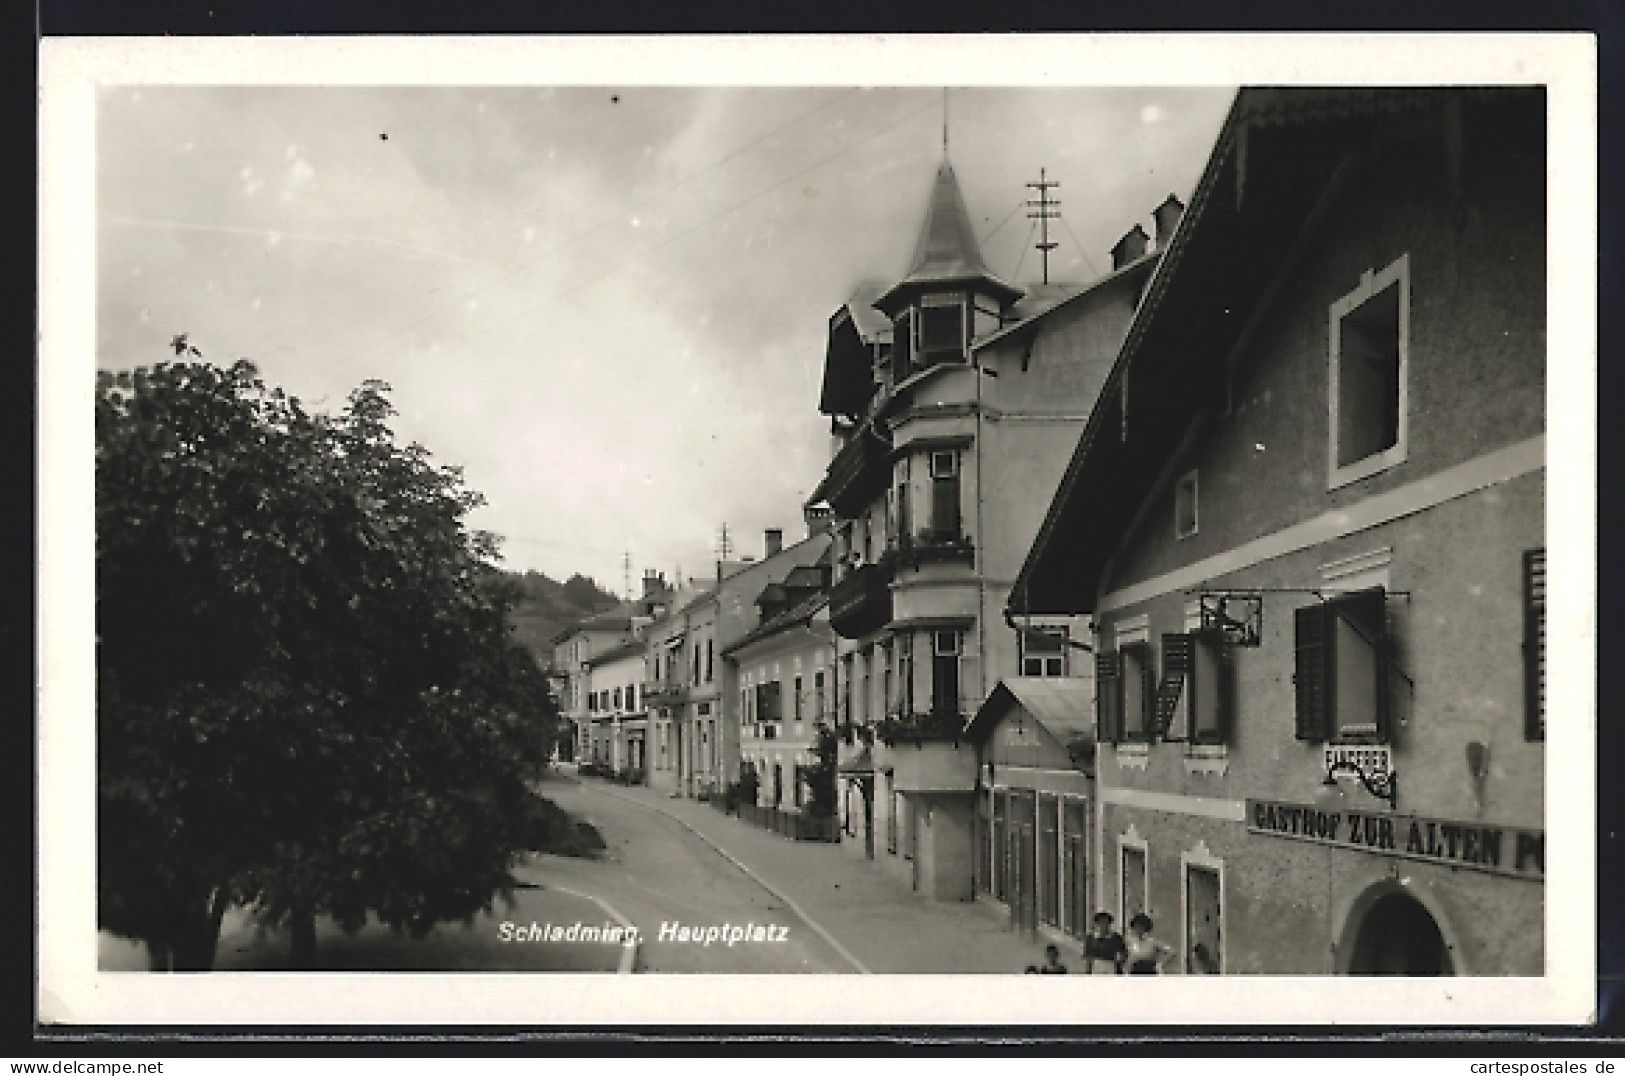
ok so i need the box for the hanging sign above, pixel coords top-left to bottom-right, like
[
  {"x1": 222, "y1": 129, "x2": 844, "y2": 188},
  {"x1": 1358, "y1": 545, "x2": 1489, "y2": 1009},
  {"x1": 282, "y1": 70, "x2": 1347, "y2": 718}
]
[
  {"x1": 1245, "y1": 799, "x2": 1544, "y2": 881},
  {"x1": 1200, "y1": 593, "x2": 1263, "y2": 646}
]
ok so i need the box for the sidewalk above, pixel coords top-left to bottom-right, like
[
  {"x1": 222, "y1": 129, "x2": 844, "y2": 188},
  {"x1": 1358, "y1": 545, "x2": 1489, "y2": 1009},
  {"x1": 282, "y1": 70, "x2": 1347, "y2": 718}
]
[{"x1": 591, "y1": 779, "x2": 1057, "y2": 974}]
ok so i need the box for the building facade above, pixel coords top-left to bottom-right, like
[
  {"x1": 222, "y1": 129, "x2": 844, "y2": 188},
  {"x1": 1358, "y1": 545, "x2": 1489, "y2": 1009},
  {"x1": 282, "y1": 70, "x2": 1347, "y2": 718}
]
[
  {"x1": 1012, "y1": 87, "x2": 1547, "y2": 975},
  {"x1": 810, "y1": 157, "x2": 1167, "y2": 901},
  {"x1": 724, "y1": 556, "x2": 836, "y2": 812}
]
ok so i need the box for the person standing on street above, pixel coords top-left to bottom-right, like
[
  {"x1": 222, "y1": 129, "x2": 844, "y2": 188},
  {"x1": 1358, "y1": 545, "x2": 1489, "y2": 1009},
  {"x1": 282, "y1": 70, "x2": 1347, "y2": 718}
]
[
  {"x1": 1083, "y1": 911, "x2": 1127, "y2": 974},
  {"x1": 1125, "y1": 913, "x2": 1174, "y2": 975}
]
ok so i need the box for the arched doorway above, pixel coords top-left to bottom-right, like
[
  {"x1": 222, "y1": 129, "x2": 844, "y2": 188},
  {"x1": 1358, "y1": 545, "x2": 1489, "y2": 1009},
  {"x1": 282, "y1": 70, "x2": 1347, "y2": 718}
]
[{"x1": 1345, "y1": 888, "x2": 1453, "y2": 976}]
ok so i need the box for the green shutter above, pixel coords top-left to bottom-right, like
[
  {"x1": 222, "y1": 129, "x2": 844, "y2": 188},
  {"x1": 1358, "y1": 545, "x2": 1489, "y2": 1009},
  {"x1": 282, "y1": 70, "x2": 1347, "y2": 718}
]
[{"x1": 1293, "y1": 604, "x2": 1328, "y2": 742}]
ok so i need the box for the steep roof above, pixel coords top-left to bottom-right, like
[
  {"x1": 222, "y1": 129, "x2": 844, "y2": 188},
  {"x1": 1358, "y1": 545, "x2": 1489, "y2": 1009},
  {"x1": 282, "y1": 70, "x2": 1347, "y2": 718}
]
[
  {"x1": 876, "y1": 161, "x2": 1022, "y2": 314},
  {"x1": 584, "y1": 638, "x2": 645, "y2": 667},
  {"x1": 1010, "y1": 86, "x2": 1543, "y2": 615},
  {"x1": 721, "y1": 591, "x2": 830, "y2": 658}
]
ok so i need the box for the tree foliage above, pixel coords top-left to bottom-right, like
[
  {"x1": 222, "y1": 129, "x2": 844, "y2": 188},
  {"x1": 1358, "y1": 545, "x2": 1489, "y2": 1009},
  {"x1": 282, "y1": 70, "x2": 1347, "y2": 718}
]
[{"x1": 97, "y1": 358, "x2": 557, "y2": 969}]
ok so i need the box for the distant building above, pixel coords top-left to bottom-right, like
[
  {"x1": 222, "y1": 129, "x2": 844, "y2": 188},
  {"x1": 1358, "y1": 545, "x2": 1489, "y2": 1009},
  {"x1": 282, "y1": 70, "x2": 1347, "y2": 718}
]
[
  {"x1": 723, "y1": 550, "x2": 836, "y2": 813},
  {"x1": 1011, "y1": 87, "x2": 1546, "y2": 974},
  {"x1": 554, "y1": 570, "x2": 671, "y2": 770},
  {"x1": 583, "y1": 638, "x2": 647, "y2": 777},
  {"x1": 808, "y1": 155, "x2": 1165, "y2": 902}
]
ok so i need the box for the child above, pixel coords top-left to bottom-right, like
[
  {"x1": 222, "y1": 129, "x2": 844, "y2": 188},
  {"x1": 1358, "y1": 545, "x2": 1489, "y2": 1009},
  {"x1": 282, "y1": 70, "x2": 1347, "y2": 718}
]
[
  {"x1": 1025, "y1": 944, "x2": 1069, "y2": 974},
  {"x1": 1083, "y1": 911, "x2": 1128, "y2": 974},
  {"x1": 1125, "y1": 913, "x2": 1174, "y2": 975}
]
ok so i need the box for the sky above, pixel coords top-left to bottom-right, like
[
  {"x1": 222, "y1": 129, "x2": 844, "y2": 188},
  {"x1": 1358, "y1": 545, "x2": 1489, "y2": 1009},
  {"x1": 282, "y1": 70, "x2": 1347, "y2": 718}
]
[{"x1": 96, "y1": 82, "x2": 1236, "y2": 595}]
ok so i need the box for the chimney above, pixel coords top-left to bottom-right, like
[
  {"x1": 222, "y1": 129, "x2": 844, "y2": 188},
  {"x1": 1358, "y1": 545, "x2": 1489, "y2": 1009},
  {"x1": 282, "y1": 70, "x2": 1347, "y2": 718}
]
[
  {"x1": 1153, "y1": 195, "x2": 1185, "y2": 250},
  {"x1": 803, "y1": 502, "x2": 833, "y2": 538},
  {"x1": 1111, "y1": 224, "x2": 1150, "y2": 270},
  {"x1": 641, "y1": 569, "x2": 666, "y2": 601},
  {"x1": 764, "y1": 528, "x2": 784, "y2": 558}
]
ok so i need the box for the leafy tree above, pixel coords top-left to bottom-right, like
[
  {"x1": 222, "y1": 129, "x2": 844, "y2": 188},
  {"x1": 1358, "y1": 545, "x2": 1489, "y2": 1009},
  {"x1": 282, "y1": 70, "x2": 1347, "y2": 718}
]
[
  {"x1": 803, "y1": 724, "x2": 840, "y2": 820},
  {"x1": 97, "y1": 357, "x2": 557, "y2": 969}
]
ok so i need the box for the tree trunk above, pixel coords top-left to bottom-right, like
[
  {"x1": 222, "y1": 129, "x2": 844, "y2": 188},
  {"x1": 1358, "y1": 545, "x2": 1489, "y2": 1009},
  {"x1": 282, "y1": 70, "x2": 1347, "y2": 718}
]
[
  {"x1": 289, "y1": 908, "x2": 317, "y2": 968},
  {"x1": 146, "y1": 941, "x2": 172, "y2": 972},
  {"x1": 169, "y1": 885, "x2": 231, "y2": 971}
]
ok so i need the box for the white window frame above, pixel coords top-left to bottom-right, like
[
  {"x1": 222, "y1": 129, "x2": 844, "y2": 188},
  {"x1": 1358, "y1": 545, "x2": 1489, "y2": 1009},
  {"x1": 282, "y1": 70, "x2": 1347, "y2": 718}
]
[
  {"x1": 1174, "y1": 469, "x2": 1199, "y2": 540},
  {"x1": 1019, "y1": 625, "x2": 1068, "y2": 678},
  {"x1": 1328, "y1": 253, "x2": 1410, "y2": 490},
  {"x1": 1180, "y1": 841, "x2": 1226, "y2": 975}
]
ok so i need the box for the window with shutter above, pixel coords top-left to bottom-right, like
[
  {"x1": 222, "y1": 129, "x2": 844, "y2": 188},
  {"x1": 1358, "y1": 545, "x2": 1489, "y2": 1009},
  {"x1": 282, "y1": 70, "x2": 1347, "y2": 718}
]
[
  {"x1": 1191, "y1": 630, "x2": 1233, "y2": 745},
  {"x1": 1096, "y1": 651, "x2": 1122, "y2": 743},
  {"x1": 1524, "y1": 548, "x2": 1546, "y2": 741},
  {"x1": 1120, "y1": 643, "x2": 1153, "y2": 742},
  {"x1": 1156, "y1": 633, "x2": 1193, "y2": 741},
  {"x1": 1294, "y1": 588, "x2": 1389, "y2": 744}
]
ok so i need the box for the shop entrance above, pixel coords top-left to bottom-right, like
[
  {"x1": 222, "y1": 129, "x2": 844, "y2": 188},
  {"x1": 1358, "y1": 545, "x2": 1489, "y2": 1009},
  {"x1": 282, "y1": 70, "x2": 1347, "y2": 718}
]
[{"x1": 1345, "y1": 889, "x2": 1452, "y2": 976}]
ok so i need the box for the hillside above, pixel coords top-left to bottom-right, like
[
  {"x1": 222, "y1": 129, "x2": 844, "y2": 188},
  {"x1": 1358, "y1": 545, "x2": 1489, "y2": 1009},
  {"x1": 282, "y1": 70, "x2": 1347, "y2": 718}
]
[{"x1": 502, "y1": 570, "x2": 622, "y2": 667}]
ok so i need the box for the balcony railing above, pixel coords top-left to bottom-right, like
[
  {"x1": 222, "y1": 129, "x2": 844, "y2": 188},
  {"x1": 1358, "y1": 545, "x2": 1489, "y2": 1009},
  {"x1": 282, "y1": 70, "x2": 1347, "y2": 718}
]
[
  {"x1": 642, "y1": 680, "x2": 689, "y2": 708},
  {"x1": 821, "y1": 423, "x2": 892, "y2": 517},
  {"x1": 829, "y1": 559, "x2": 895, "y2": 640},
  {"x1": 875, "y1": 709, "x2": 967, "y2": 745},
  {"x1": 894, "y1": 530, "x2": 975, "y2": 570}
]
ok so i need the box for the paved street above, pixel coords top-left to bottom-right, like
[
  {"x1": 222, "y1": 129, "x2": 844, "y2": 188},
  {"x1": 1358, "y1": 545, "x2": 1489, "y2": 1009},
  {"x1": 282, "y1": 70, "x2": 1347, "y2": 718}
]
[
  {"x1": 549, "y1": 771, "x2": 1057, "y2": 974},
  {"x1": 101, "y1": 771, "x2": 1059, "y2": 975}
]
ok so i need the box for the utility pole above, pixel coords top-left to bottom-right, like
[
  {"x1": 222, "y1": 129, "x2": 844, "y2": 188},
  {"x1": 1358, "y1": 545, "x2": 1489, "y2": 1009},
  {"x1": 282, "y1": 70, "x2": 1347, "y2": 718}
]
[
  {"x1": 1025, "y1": 167, "x2": 1061, "y2": 284},
  {"x1": 717, "y1": 522, "x2": 733, "y2": 561},
  {"x1": 623, "y1": 550, "x2": 632, "y2": 603}
]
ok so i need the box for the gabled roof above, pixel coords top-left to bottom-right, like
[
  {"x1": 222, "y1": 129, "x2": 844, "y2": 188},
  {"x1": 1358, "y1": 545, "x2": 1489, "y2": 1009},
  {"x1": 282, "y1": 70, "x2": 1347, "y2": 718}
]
[
  {"x1": 1010, "y1": 87, "x2": 1541, "y2": 615},
  {"x1": 970, "y1": 252, "x2": 1161, "y2": 354},
  {"x1": 819, "y1": 284, "x2": 890, "y2": 418},
  {"x1": 876, "y1": 161, "x2": 1022, "y2": 314},
  {"x1": 721, "y1": 590, "x2": 830, "y2": 658},
  {"x1": 964, "y1": 676, "x2": 1095, "y2": 745}
]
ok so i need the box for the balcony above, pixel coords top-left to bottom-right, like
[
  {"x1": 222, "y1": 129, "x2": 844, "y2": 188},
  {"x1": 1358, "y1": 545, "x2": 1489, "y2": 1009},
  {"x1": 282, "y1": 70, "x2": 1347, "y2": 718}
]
[
  {"x1": 820, "y1": 423, "x2": 892, "y2": 518},
  {"x1": 875, "y1": 709, "x2": 967, "y2": 745},
  {"x1": 642, "y1": 680, "x2": 689, "y2": 708},
  {"x1": 894, "y1": 530, "x2": 975, "y2": 571},
  {"x1": 829, "y1": 560, "x2": 895, "y2": 640}
]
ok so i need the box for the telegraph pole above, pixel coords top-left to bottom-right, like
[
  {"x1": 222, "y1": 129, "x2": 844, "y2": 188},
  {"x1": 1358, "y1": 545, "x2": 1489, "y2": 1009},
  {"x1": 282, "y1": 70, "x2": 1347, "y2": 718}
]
[
  {"x1": 623, "y1": 550, "x2": 632, "y2": 602},
  {"x1": 1025, "y1": 168, "x2": 1061, "y2": 284}
]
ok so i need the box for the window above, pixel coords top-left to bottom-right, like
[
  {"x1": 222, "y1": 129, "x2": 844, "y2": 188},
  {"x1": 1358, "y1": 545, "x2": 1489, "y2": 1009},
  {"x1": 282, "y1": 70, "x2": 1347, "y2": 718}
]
[
  {"x1": 627, "y1": 683, "x2": 636, "y2": 711},
  {"x1": 755, "y1": 680, "x2": 783, "y2": 724},
  {"x1": 793, "y1": 675, "x2": 804, "y2": 722},
  {"x1": 1294, "y1": 587, "x2": 1390, "y2": 743},
  {"x1": 653, "y1": 654, "x2": 660, "y2": 683},
  {"x1": 931, "y1": 631, "x2": 961, "y2": 720},
  {"x1": 1175, "y1": 469, "x2": 1199, "y2": 539},
  {"x1": 1097, "y1": 644, "x2": 1153, "y2": 743},
  {"x1": 814, "y1": 670, "x2": 826, "y2": 722},
  {"x1": 919, "y1": 295, "x2": 965, "y2": 366},
  {"x1": 1156, "y1": 632, "x2": 1232, "y2": 744},
  {"x1": 897, "y1": 634, "x2": 914, "y2": 716},
  {"x1": 1020, "y1": 627, "x2": 1067, "y2": 677},
  {"x1": 693, "y1": 644, "x2": 701, "y2": 685},
  {"x1": 841, "y1": 655, "x2": 854, "y2": 725},
  {"x1": 881, "y1": 642, "x2": 893, "y2": 717},
  {"x1": 893, "y1": 458, "x2": 910, "y2": 549},
  {"x1": 1038, "y1": 794, "x2": 1060, "y2": 928},
  {"x1": 1524, "y1": 548, "x2": 1546, "y2": 741},
  {"x1": 892, "y1": 311, "x2": 914, "y2": 381},
  {"x1": 1062, "y1": 797, "x2": 1090, "y2": 938},
  {"x1": 706, "y1": 639, "x2": 714, "y2": 683},
  {"x1": 929, "y1": 451, "x2": 961, "y2": 538},
  {"x1": 1329, "y1": 254, "x2": 1409, "y2": 487},
  {"x1": 1121, "y1": 843, "x2": 1148, "y2": 927},
  {"x1": 612, "y1": 687, "x2": 622, "y2": 710}
]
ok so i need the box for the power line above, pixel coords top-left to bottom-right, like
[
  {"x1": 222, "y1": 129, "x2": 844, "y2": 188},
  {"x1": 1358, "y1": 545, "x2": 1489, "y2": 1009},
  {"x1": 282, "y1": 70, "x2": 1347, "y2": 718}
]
[
  {"x1": 1010, "y1": 218, "x2": 1038, "y2": 283},
  {"x1": 325, "y1": 87, "x2": 863, "y2": 376},
  {"x1": 1059, "y1": 214, "x2": 1100, "y2": 279},
  {"x1": 976, "y1": 198, "x2": 1027, "y2": 247}
]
